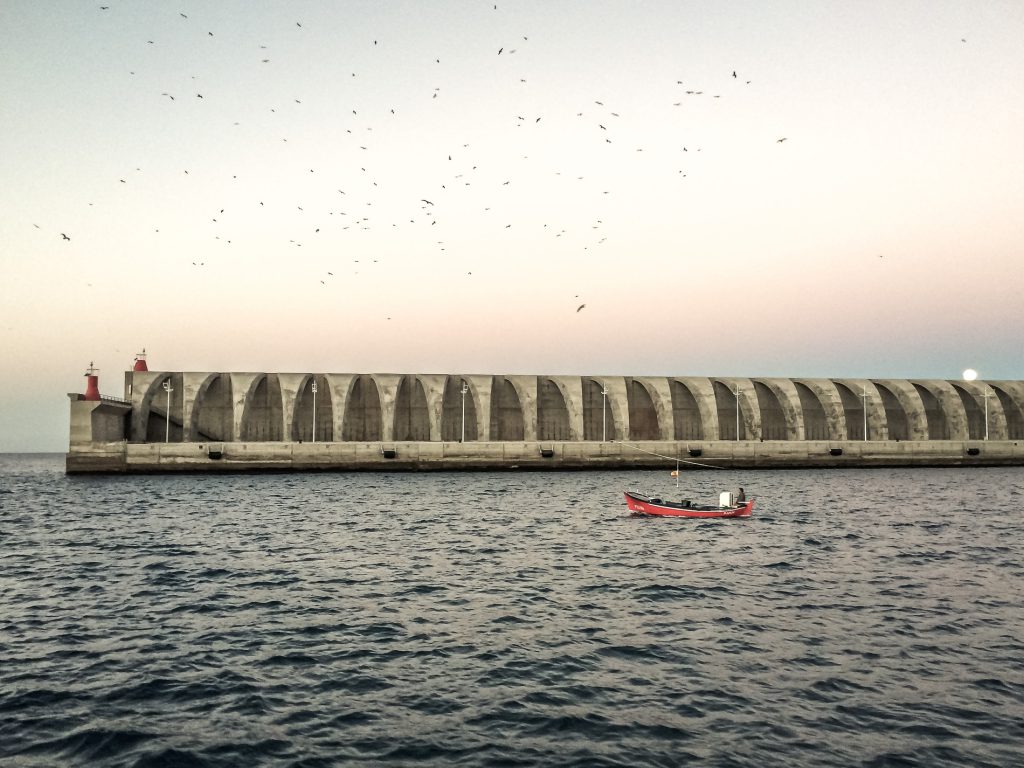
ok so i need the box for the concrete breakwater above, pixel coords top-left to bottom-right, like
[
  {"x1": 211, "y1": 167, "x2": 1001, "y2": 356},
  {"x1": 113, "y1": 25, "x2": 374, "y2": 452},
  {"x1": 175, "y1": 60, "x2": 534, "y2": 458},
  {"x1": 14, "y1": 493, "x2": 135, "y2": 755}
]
[
  {"x1": 66, "y1": 369, "x2": 1024, "y2": 472},
  {"x1": 65, "y1": 439, "x2": 1023, "y2": 473}
]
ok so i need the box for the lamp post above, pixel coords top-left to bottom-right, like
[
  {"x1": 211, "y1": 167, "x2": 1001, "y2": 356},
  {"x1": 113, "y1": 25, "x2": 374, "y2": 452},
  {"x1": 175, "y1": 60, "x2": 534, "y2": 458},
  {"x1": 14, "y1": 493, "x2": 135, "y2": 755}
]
[
  {"x1": 162, "y1": 379, "x2": 173, "y2": 443},
  {"x1": 601, "y1": 386, "x2": 609, "y2": 441},
  {"x1": 982, "y1": 390, "x2": 993, "y2": 441},
  {"x1": 732, "y1": 387, "x2": 741, "y2": 441},
  {"x1": 460, "y1": 380, "x2": 469, "y2": 442},
  {"x1": 860, "y1": 387, "x2": 869, "y2": 441},
  {"x1": 311, "y1": 380, "x2": 318, "y2": 443}
]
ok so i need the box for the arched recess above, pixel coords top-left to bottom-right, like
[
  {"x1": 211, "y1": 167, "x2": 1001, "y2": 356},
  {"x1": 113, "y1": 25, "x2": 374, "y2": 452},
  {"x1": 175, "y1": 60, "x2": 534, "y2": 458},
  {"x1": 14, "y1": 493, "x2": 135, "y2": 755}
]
[
  {"x1": 537, "y1": 377, "x2": 571, "y2": 441},
  {"x1": 342, "y1": 375, "x2": 383, "y2": 441},
  {"x1": 582, "y1": 379, "x2": 620, "y2": 440},
  {"x1": 626, "y1": 379, "x2": 660, "y2": 440},
  {"x1": 441, "y1": 377, "x2": 478, "y2": 441},
  {"x1": 992, "y1": 385, "x2": 1024, "y2": 439},
  {"x1": 753, "y1": 381, "x2": 788, "y2": 440},
  {"x1": 490, "y1": 377, "x2": 525, "y2": 441},
  {"x1": 670, "y1": 380, "x2": 704, "y2": 440},
  {"x1": 191, "y1": 373, "x2": 233, "y2": 441},
  {"x1": 834, "y1": 382, "x2": 868, "y2": 440},
  {"x1": 874, "y1": 383, "x2": 909, "y2": 441},
  {"x1": 240, "y1": 374, "x2": 284, "y2": 441},
  {"x1": 144, "y1": 373, "x2": 184, "y2": 442},
  {"x1": 712, "y1": 380, "x2": 748, "y2": 440},
  {"x1": 912, "y1": 383, "x2": 949, "y2": 439},
  {"x1": 394, "y1": 376, "x2": 430, "y2": 441},
  {"x1": 292, "y1": 375, "x2": 334, "y2": 442},
  {"x1": 794, "y1": 382, "x2": 828, "y2": 440},
  {"x1": 951, "y1": 384, "x2": 985, "y2": 440}
]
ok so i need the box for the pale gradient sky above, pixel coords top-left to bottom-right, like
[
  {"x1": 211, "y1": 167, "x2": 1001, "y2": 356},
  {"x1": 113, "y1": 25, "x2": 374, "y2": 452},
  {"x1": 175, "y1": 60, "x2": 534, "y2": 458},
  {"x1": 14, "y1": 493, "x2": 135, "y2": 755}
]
[{"x1": 2, "y1": 1, "x2": 1023, "y2": 451}]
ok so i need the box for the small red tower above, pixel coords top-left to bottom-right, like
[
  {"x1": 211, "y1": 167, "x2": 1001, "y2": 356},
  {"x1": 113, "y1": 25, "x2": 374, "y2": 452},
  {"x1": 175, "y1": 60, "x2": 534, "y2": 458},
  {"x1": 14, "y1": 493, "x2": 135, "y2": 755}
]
[
  {"x1": 84, "y1": 362, "x2": 101, "y2": 401},
  {"x1": 133, "y1": 348, "x2": 149, "y2": 372}
]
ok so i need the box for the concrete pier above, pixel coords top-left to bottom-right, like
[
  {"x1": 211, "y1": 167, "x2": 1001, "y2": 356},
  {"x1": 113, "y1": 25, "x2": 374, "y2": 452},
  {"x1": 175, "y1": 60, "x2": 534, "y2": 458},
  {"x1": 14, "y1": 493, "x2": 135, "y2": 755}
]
[
  {"x1": 65, "y1": 438, "x2": 1024, "y2": 473},
  {"x1": 65, "y1": 370, "x2": 1024, "y2": 473}
]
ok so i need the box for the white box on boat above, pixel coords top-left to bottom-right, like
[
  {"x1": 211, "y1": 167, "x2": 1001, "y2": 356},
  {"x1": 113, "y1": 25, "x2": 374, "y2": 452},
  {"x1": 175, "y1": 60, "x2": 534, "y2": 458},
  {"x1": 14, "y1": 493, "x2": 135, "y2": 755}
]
[{"x1": 719, "y1": 491, "x2": 735, "y2": 507}]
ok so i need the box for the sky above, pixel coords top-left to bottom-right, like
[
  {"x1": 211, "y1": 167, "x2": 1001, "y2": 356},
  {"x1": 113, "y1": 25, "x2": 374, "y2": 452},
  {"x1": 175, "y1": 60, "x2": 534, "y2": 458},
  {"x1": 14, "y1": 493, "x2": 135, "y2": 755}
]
[{"x1": 2, "y1": 1, "x2": 1023, "y2": 452}]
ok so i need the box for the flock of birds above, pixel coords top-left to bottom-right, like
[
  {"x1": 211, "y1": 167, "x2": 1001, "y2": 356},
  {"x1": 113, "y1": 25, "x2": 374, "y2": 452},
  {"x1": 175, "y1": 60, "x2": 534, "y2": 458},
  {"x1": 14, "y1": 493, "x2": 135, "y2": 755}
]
[{"x1": 43, "y1": 4, "x2": 801, "y2": 319}]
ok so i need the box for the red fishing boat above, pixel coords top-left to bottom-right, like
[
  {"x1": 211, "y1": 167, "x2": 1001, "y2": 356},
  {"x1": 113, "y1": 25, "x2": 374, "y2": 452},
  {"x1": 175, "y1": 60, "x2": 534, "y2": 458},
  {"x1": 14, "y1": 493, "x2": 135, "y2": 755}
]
[{"x1": 624, "y1": 490, "x2": 754, "y2": 518}]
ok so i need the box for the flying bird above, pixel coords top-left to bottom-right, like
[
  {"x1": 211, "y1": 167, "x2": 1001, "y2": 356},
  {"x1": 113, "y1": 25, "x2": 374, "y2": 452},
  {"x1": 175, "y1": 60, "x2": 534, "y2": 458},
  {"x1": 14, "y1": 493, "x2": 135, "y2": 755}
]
[
  {"x1": 576, "y1": 303, "x2": 585, "y2": 313},
  {"x1": 776, "y1": 137, "x2": 788, "y2": 143},
  {"x1": 61, "y1": 233, "x2": 71, "y2": 241}
]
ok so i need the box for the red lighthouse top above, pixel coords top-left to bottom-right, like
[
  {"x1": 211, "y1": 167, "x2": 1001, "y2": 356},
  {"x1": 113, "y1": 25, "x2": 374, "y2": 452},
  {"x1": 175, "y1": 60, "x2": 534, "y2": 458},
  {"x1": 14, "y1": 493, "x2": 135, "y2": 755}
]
[
  {"x1": 133, "y1": 348, "x2": 149, "y2": 372},
  {"x1": 84, "y1": 362, "x2": 101, "y2": 401}
]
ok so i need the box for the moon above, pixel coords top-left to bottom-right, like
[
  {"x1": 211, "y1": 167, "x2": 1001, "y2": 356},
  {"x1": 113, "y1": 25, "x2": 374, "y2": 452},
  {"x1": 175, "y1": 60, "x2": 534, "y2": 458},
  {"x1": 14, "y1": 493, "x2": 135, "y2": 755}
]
[{"x1": 962, "y1": 368, "x2": 978, "y2": 381}]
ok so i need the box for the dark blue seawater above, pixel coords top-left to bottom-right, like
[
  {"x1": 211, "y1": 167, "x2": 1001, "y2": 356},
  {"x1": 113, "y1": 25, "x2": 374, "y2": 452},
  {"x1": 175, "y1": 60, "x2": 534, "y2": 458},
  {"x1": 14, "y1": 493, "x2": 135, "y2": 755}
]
[{"x1": 1, "y1": 454, "x2": 1022, "y2": 767}]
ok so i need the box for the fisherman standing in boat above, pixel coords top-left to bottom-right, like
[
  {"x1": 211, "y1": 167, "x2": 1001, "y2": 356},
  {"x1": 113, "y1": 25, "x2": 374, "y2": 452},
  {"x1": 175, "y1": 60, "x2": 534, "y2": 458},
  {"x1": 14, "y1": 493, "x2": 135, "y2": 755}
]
[{"x1": 736, "y1": 487, "x2": 746, "y2": 503}]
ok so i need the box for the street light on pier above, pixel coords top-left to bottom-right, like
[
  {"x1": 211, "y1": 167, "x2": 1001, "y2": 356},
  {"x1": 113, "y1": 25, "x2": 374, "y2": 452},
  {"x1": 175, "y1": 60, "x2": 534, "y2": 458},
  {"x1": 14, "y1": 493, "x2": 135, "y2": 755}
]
[
  {"x1": 460, "y1": 380, "x2": 469, "y2": 442},
  {"x1": 311, "y1": 380, "x2": 318, "y2": 443},
  {"x1": 732, "y1": 387, "x2": 741, "y2": 441},
  {"x1": 162, "y1": 379, "x2": 173, "y2": 443},
  {"x1": 982, "y1": 390, "x2": 993, "y2": 441},
  {"x1": 601, "y1": 386, "x2": 610, "y2": 442},
  {"x1": 860, "y1": 387, "x2": 869, "y2": 441}
]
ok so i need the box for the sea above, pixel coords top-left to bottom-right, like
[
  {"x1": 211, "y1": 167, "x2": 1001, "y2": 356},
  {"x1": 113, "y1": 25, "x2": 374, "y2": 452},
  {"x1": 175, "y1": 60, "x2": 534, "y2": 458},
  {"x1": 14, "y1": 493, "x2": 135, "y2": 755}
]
[{"x1": 1, "y1": 454, "x2": 1022, "y2": 767}]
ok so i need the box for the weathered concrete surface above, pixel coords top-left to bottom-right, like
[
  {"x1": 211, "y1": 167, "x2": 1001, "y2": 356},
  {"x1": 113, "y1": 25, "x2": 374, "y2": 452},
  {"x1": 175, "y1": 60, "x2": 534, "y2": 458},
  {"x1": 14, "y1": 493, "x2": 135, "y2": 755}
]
[{"x1": 65, "y1": 439, "x2": 1024, "y2": 473}]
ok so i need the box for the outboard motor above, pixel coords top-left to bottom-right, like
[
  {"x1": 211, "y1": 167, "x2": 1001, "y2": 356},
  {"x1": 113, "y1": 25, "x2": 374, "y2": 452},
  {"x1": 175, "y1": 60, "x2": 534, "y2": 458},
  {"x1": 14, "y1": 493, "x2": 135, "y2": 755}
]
[{"x1": 719, "y1": 491, "x2": 735, "y2": 508}]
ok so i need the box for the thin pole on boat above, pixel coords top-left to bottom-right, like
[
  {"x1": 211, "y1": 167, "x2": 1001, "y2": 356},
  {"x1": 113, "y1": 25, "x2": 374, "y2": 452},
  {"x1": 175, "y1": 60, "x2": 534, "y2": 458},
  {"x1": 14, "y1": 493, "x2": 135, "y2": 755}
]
[{"x1": 675, "y1": 458, "x2": 680, "y2": 491}]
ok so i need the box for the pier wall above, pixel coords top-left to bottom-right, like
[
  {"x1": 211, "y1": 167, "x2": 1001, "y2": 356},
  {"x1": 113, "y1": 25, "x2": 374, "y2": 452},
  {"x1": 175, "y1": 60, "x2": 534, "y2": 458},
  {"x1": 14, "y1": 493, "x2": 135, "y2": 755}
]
[{"x1": 65, "y1": 371, "x2": 1024, "y2": 472}]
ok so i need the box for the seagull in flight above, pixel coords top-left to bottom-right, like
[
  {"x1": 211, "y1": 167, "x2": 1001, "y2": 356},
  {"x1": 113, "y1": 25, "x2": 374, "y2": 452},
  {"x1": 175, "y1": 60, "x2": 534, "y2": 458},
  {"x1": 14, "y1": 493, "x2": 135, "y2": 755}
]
[
  {"x1": 61, "y1": 233, "x2": 71, "y2": 241},
  {"x1": 776, "y1": 137, "x2": 788, "y2": 143},
  {"x1": 576, "y1": 303, "x2": 586, "y2": 313}
]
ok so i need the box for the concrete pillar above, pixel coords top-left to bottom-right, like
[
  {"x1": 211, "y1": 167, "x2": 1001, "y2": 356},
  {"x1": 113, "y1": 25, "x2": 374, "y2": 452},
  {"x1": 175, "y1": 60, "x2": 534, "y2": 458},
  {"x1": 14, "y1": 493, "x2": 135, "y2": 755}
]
[
  {"x1": 465, "y1": 375, "x2": 492, "y2": 441},
  {"x1": 181, "y1": 372, "x2": 212, "y2": 441},
  {"x1": 551, "y1": 376, "x2": 584, "y2": 440},
  {"x1": 507, "y1": 375, "x2": 538, "y2": 441},
  {"x1": 373, "y1": 374, "x2": 402, "y2": 442},
  {"x1": 325, "y1": 374, "x2": 357, "y2": 443},
  {"x1": 416, "y1": 374, "x2": 448, "y2": 441},
  {"x1": 593, "y1": 376, "x2": 629, "y2": 441},
  {"x1": 230, "y1": 373, "x2": 262, "y2": 442},
  {"x1": 277, "y1": 373, "x2": 308, "y2": 441}
]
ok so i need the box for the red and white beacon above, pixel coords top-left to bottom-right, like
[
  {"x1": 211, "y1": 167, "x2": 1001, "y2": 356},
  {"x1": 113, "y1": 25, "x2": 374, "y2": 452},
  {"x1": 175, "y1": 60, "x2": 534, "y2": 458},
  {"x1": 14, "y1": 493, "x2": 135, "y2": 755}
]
[{"x1": 84, "y1": 362, "x2": 101, "y2": 401}]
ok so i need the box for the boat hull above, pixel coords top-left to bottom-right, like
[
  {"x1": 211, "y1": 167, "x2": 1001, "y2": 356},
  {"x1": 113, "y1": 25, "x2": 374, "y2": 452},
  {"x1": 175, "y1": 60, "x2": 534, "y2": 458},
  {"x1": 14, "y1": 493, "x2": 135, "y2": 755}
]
[{"x1": 624, "y1": 491, "x2": 754, "y2": 518}]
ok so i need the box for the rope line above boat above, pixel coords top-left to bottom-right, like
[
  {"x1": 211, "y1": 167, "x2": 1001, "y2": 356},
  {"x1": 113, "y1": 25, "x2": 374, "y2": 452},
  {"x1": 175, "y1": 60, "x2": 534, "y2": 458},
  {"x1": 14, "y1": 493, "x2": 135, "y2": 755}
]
[{"x1": 612, "y1": 441, "x2": 727, "y2": 470}]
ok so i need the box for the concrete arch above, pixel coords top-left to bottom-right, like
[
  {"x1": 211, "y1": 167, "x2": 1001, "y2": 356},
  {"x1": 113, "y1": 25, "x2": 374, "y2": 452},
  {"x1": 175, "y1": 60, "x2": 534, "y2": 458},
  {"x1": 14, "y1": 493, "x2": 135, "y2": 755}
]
[
  {"x1": 240, "y1": 374, "x2": 284, "y2": 441},
  {"x1": 394, "y1": 375, "x2": 431, "y2": 441},
  {"x1": 916, "y1": 380, "x2": 969, "y2": 440},
  {"x1": 342, "y1": 374, "x2": 383, "y2": 441},
  {"x1": 991, "y1": 382, "x2": 1024, "y2": 439},
  {"x1": 872, "y1": 380, "x2": 926, "y2": 440},
  {"x1": 490, "y1": 376, "x2": 525, "y2": 441},
  {"x1": 140, "y1": 372, "x2": 185, "y2": 442},
  {"x1": 324, "y1": 374, "x2": 357, "y2": 444},
  {"x1": 583, "y1": 378, "x2": 624, "y2": 441},
  {"x1": 793, "y1": 380, "x2": 843, "y2": 440},
  {"x1": 441, "y1": 376, "x2": 479, "y2": 441},
  {"x1": 190, "y1": 372, "x2": 234, "y2": 442},
  {"x1": 950, "y1": 382, "x2": 988, "y2": 440},
  {"x1": 712, "y1": 378, "x2": 756, "y2": 440},
  {"x1": 752, "y1": 379, "x2": 800, "y2": 440},
  {"x1": 833, "y1": 380, "x2": 887, "y2": 440},
  {"x1": 670, "y1": 378, "x2": 714, "y2": 440},
  {"x1": 626, "y1": 378, "x2": 660, "y2": 440},
  {"x1": 292, "y1": 374, "x2": 333, "y2": 442},
  {"x1": 537, "y1": 377, "x2": 572, "y2": 441}
]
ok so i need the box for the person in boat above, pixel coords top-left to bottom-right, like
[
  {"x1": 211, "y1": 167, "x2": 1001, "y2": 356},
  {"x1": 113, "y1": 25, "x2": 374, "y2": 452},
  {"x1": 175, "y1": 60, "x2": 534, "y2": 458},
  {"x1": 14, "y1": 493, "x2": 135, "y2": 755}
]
[{"x1": 736, "y1": 487, "x2": 746, "y2": 503}]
